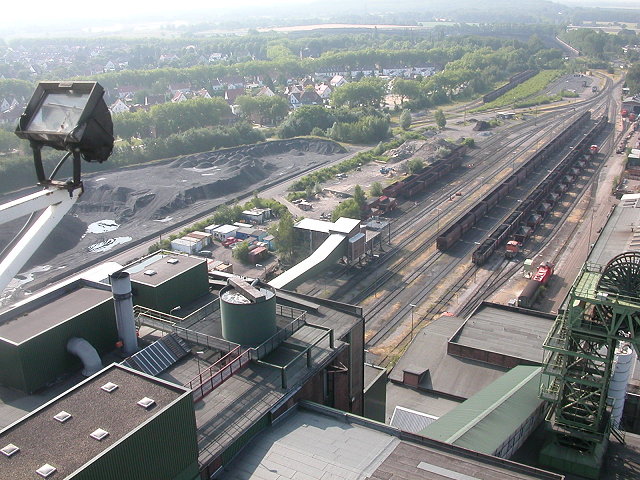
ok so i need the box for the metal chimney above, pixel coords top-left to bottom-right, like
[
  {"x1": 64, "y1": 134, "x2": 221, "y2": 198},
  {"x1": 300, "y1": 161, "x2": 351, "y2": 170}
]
[{"x1": 110, "y1": 270, "x2": 138, "y2": 355}]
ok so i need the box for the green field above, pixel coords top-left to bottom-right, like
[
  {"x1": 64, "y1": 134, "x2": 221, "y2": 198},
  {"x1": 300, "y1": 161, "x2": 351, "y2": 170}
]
[{"x1": 472, "y1": 70, "x2": 564, "y2": 112}]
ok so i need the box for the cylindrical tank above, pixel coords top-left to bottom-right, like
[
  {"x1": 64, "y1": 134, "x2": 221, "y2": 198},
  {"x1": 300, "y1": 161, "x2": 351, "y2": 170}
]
[
  {"x1": 110, "y1": 270, "x2": 138, "y2": 356},
  {"x1": 220, "y1": 282, "x2": 277, "y2": 346},
  {"x1": 609, "y1": 342, "x2": 637, "y2": 428}
]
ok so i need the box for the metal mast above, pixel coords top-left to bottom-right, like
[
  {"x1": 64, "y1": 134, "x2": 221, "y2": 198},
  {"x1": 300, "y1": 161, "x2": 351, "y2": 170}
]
[{"x1": 539, "y1": 252, "x2": 640, "y2": 478}]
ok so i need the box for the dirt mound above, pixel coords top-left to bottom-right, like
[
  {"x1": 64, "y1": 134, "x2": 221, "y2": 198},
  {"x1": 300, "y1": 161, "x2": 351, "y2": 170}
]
[{"x1": 26, "y1": 215, "x2": 87, "y2": 268}]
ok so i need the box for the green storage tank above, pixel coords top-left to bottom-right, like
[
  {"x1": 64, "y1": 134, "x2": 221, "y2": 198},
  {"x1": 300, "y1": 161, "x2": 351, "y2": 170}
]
[{"x1": 220, "y1": 279, "x2": 277, "y2": 346}]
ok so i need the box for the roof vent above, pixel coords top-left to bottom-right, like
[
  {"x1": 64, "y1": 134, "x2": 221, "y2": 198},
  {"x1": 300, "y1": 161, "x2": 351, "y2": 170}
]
[
  {"x1": 1, "y1": 443, "x2": 19, "y2": 457},
  {"x1": 167, "y1": 258, "x2": 179, "y2": 264},
  {"x1": 36, "y1": 464, "x2": 57, "y2": 478},
  {"x1": 101, "y1": 382, "x2": 119, "y2": 393},
  {"x1": 143, "y1": 269, "x2": 157, "y2": 276},
  {"x1": 137, "y1": 397, "x2": 156, "y2": 409},
  {"x1": 53, "y1": 411, "x2": 72, "y2": 423},
  {"x1": 90, "y1": 428, "x2": 109, "y2": 441}
]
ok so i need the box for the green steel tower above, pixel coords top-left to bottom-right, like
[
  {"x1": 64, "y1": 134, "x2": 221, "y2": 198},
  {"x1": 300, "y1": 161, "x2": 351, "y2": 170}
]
[{"x1": 539, "y1": 252, "x2": 640, "y2": 478}]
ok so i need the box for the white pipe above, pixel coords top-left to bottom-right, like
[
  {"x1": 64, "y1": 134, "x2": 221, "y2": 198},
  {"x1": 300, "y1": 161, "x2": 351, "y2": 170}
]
[
  {"x1": 67, "y1": 337, "x2": 103, "y2": 377},
  {"x1": 110, "y1": 270, "x2": 138, "y2": 356}
]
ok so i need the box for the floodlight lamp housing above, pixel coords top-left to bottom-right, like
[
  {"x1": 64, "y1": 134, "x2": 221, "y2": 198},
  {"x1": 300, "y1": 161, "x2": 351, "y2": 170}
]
[{"x1": 15, "y1": 81, "x2": 114, "y2": 163}]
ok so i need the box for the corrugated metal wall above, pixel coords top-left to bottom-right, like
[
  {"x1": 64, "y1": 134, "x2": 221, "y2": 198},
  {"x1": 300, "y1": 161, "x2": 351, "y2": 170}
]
[
  {"x1": 18, "y1": 299, "x2": 117, "y2": 393},
  {"x1": 71, "y1": 393, "x2": 199, "y2": 480}
]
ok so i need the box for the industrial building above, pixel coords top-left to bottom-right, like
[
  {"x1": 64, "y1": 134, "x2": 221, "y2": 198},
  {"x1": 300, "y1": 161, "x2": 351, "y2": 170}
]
[
  {"x1": 0, "y1": 363, "x2": 198, "y2": 480},
  {"x1": 0, "y1": 249, "x2": 367, "y2": 479}
]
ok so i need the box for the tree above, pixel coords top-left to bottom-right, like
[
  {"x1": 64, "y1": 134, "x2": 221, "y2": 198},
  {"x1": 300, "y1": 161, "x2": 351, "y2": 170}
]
[
  {"x1": 353, "y1": 185, "x2": 366, "y2": 208},
  {"x1": 407, "y1": 158, "x2": 424, "y2": 174},
  {"x1": 273, "y1": 212, "x2": 295, "y2": 261},
  {"x1": 434, "y1": 109, "x2": 447, "y2": 129},
  {"x1": 232, "y1": 241, "x2": 250, "y2": 263},
  {"x1": 627, "y1": 63, "x2": 640, "y2": 95},
  {"x1": 370, "y1": 181, "x2": 384, "y2": 197},
  {"x1": 331, "y1": 198, "x2": 361, "y2": 222},
  {"x1": 399, "y1": 109, "x2": 412, "y2": 130}
]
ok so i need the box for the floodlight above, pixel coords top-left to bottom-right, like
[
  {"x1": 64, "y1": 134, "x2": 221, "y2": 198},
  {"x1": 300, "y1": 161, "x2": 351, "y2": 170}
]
[{"x1": 15, "y1": 81, "x2": 113, "y2": 186}]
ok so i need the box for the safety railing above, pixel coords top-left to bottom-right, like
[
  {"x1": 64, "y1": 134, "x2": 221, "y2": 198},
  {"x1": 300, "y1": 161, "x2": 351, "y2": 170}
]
[
  {"x1": 251, "y1": 311, "x2": 307, "y2": 360},
  {"x1": 185, "y1": 346, "x2": 251, "y2": 402}
]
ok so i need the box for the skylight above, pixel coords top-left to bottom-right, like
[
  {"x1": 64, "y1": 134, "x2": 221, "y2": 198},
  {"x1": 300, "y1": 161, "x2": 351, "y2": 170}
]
[
  {"x1": 90, "y1": 428, "x2": 109, "y2": 441},
  {"x1": 36, "y1": 464, "x2": 57, "y2": 478},
  {"x1": 143, "y1": 269, "x2": 157, "y2": 276},
  {"x1": 137, "y1": 397, "x2": 156, "y2": 409},
  {"x1": 53, "y1": 411, "x2": 72, "y2": 423},
  {"x1": 1, "y1": 443, "x2": 19, "y2": 457},
  {"x1": 100, "y1": 381, "x2": 119, "y2": 393}
]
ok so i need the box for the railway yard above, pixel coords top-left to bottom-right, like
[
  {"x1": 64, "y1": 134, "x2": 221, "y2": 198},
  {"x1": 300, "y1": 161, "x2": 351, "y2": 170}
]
[{"x1": 291, "y1": 72, "x2": 629, "y2": 367}]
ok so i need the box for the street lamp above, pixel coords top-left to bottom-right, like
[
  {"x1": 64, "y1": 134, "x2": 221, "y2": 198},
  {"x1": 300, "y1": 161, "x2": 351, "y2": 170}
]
[
  {"x1": 170, "y1": 305, "x2": 181, "y2": 316},
  {"x1": 256, "y1": 263, "x2": 266, "y2": 279},
  {"x1": 409, "y1": 303, "x2": 417, "y2": 340},
  {"x1": 372, "y1": 254, "x2": 380, "y2": 298},
  {"x1": 192, "y1": 349, "x2": 204, "y2": 377}
]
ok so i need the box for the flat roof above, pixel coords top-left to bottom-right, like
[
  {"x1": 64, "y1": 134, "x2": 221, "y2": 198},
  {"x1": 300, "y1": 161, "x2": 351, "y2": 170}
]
[
  {"x1": 0, "y1": 284, "x2": 113, "y2": 344},
  {"x1": 127, "y1": 253, "x2": 205, "y2": 287},
  {"x1": 220, "y1": 403, "x2": 563, "y2": 480},
  {"x1": 589, "y1": 194, "x2": 640, "y2": 266},
  {"x1": 452, "y1": 303, "x2": 553, "y2": 364},
  {"x1": 388, "y1": 315, "x2": 507, "y2": 399},
  {"x1": 147, "y1": 288, "x2": 362, "y2": 467},
  {"x1": 420, "y1": 366, "x2": 543, "y2": 455},
  {"x1": 294, "y1": 216, "x2": 360, "y2": 235},
  {"x1": 0, "y1": 364, "x2": 188, "y2": 480}
]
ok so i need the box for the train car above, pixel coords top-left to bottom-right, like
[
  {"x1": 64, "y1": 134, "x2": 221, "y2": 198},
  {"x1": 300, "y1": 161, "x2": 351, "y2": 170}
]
[
  {"x1": 472, "y1": 238, "x2": 497, "y2": 265},
  {"x1": 527, "y1": 213, "x2": 542, "y2": 228},
  {"x1": 518, "y1": 279, "x2": 541, "y2": 308},
  {"x1": 382, "y1": 181, "x2": 404, "y2": 198},
  {"x1": 533, "y1": 262, "x2": 554, "y2": 285},
  {"x1": 490, "y1": 223, "x2": 512, "y2": 246},
  {"x1": 459, "y1": 212, "x2": 476, "y2": 233},
  {"x1": 513, "y1": 225, "x2": 533, "y2": 244},
  {"x1": 436, "y1": 224, "x2": 462, "y2": 251},
  {"x1": 505, "y1": 240, "x2": 520, "y2": 258},
  {"x1": 589, "y1": 144, "x2": 599, "y2": 155}
]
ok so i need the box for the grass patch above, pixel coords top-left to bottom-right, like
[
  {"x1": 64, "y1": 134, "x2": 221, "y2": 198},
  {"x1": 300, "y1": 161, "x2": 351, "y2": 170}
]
[{"x1": 472, "y1": 70, "x2": 564, "y2": 112}]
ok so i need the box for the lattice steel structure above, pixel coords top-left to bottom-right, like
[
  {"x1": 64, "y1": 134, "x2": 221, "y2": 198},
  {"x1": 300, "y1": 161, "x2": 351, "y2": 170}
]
[{"x1": 539, "y1": 252, "x2": 640, "y2": 479}]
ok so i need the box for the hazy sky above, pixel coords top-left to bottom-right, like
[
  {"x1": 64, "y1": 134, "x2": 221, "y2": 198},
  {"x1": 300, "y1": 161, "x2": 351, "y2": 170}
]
[{"x1": 0, "y1": 0, "x2": 305, "y2": 28}]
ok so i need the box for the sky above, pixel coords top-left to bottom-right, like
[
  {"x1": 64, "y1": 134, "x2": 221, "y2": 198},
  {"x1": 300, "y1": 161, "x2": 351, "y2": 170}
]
[{"x1": 0, "y1": 0, "x2": 305, "y2": 29}]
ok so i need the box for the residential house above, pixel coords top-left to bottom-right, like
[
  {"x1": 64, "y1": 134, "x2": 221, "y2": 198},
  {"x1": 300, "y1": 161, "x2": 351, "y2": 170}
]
[
  {"x1": 117, "y1": 85, "x2": 142, "y2": 100},
  {"x1": 171, "y1": 91, "x2": 189, "y2": 103},
  {"x1": 330, "y1": 75, "x2": 348, "y2": 88},
  {"x1": 169, "y1": 82, "x2": 192, "y2": 95},
  {"x1": 225, "y1": 87, "x2": 245, "y2": 105},
  {"x1": 0, "y1": 98, "x2": 10, "y2": 112},
  {"x1": 109, "y1": 98, "x2": 130, "y2": 114},
  {"x1": 256, "y1": 86, "x2": 276, "y2": 97},
  {"x1": 144, "y1": 94, "x2": 166, "y2": 107},
  {"x1": 194, "y1": 88, "x2": 212, "y2": 99},
  {"x1": 284, "y1": 84, "x2": 304, "y2": 96},
  {"x1": 315, "y1": 84, "x2": 332, "y2": 101},
  {"x1": 211, "y1": 79, "x2": 225, "y2": 93},
  {"x1": 299, "y1": 89, "x2": 323, "y2": 106},
  {"x1": 221, "y1": 76, "x2": 245, "y2": 90},
  {"x1": 289, "y1": 92, "x2": 302, "y2": 109},
  {"x1": 315, "y1": 66, "x2": 348, "y2": 78},
  {"x1": 103, "y1": 60, "x2": 116, "y2": 72},
  {"x1": 351, "y1": 67, "x2": 378, "y2": 77},
  {"x1": 159, "y1": 53, "x2": 179, "y2": 64}
]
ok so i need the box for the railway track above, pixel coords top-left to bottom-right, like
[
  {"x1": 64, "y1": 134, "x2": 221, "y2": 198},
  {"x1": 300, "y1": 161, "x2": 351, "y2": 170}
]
[{"x1": 318, "y1": 87, "x2": 616, "y2": 366}]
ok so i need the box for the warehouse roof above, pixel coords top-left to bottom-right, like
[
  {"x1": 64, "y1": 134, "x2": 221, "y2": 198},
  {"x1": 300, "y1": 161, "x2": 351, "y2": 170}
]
[
  {"x1": 450, "y1": 302, "x2": 553, "y2": 365},
  {"x1": 388, "y1": 314, "x2": 507, "y2": 399},
  {"x1": 220, "y1": 401, "x2": 563, "y2": 480},
  {"x1": 0, "y1": 364, "x2": 189, "y2": 480},
  {"x1": 127, "y1": 252, "x2": 205, "y2": 287},
  {"x1": 0, "y1": 282, "x2": 113, "y2": 344},
  {"x1": 589, "y1": 194, "x2": 640, "y2": 266},
  {"x1": 419, "y1": 366, "x2": 542, "y2": 455}
]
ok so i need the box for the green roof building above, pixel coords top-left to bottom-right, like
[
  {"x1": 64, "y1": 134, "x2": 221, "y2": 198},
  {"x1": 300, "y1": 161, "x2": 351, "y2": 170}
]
[{"x1": 420, "y1": 366, "x2": 544, "y2": 459}]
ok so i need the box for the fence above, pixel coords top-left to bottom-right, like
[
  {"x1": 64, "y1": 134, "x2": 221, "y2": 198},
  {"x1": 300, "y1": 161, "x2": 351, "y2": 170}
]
[{"x1": 251, "y1": 310, "x2": 307, "y2": 360}]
